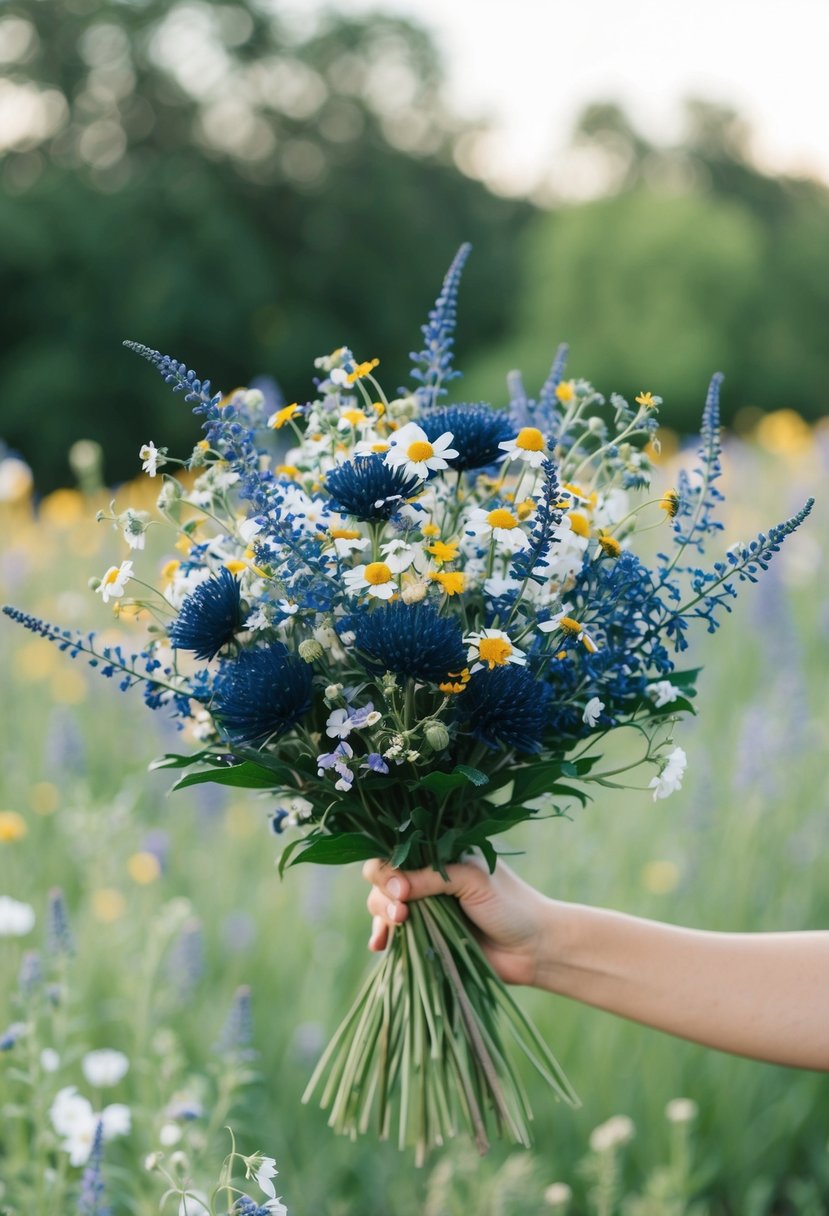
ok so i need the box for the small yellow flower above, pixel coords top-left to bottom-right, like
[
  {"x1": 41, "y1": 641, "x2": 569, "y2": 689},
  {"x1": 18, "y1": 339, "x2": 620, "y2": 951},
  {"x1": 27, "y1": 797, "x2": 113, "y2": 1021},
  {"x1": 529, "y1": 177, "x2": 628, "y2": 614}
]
[
  {"x1": 161, "y1": 558, "x2": 180, "y2": 583},
  {"x1": 429, "y1": 571, "x2": 465, "y2": 596},
  {"x1": 555, "y1": 381, "x2": 575, "y2": 404},
  {"x1": 127, "y1": 852, "x2": 161, "y2": 884},
  {"x1": 276, "y1": 464, "x2": 300, "y2": 480},
  {"x1": 340, "y1": 408, "x2": 368, "y2": 428},
  {"x1": 92, "y1": 888, "x2": 127, "y2": 923},
  {"x1": 224, "y1": 558, "x2": 247, "y2": 575},
  {"x1": 421, "y1": 522, "x2": 440, "y2": 537},
  {"x1": 0, "y1": 811, "x2": 27, "y2": 843},
  {"x1": 516, "y1": 498, "x2": 536, "y2": 521},
  {"x1": 660, "y1": 489, "x2": 680, "y2": 518},
  {"x1": 268, "y1": 403, "x2": 300, "y2": 429},
  {"x1": 439, "y1": 668, "x2": 471, "y2": 695},
  {"x1": 486, "y1": 508, "x2": 519, "y2": 531},
  {"x1": 559, "y1": 617, "x2": 598, "y2": 653},
  {"x1": 636, "y1": 391, "x2": 657, "y2": 408},
  {"x1": 346, "y1": 358, "x2": 380, "y2": 384},
  {"x1": 597, "y1": 532, "x2": 621, "y2": 558},
  {"x1": 568, "y1": 511, "x2": 590, "y2": 538},
  {"x1": 426, "y1": 539, "x2": 460, "y2": 563},
  {"x1": 196, "y1": 439, "x2": 210, "y2": 452},
  {"x1": 329, "y1": 527, "x2": 362, "y2": 541},
  {"x1": 373, "y1": 400, "x2": 386, "y2": 417}
]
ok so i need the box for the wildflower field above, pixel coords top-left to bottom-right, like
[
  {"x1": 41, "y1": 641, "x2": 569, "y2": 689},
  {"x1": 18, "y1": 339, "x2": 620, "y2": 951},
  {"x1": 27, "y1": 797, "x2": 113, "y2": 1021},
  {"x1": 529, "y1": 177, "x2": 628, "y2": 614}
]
[{"x1": 1, "y1": 414, "x2": 828, "y2": 1214}]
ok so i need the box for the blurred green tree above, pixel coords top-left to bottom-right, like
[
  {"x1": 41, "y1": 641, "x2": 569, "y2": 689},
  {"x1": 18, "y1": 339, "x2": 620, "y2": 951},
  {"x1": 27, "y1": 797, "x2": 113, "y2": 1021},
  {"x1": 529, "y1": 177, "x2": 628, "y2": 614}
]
[
  {"x1": 464, "y1": 101, "x2": 829, "y2": 427},
  {"x1": 0, "y1": 1, "x2": 531, "y2": 488}
]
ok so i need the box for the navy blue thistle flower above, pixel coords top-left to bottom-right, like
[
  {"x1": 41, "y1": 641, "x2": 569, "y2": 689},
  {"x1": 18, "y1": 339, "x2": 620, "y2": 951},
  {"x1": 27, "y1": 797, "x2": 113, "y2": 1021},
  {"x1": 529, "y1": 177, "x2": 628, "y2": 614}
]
[
  {"x1": 325, "y1": 453, "x2": 424, "y2": 522},
  {"x1": 420, "y1": 404, "x2": 515, "y2": 472},
  {"x1": 211, "y1": 644, "x2": 313, "y2": 746},
  {"x1": 169, "y1": 568, "x2": 243, "y2": 661},
  {"x1": 353, "y1": 601, "x2": 466, "y2": 683},
  {"x1": 458, "y1": 665, "x2": 551, "y2": 753}
]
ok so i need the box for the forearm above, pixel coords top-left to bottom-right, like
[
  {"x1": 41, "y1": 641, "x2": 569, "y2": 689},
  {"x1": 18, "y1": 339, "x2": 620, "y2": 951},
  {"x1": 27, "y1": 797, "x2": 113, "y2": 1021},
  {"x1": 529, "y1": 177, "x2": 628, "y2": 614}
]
[{"x1": 539, "y1": 901, "x2": 829, "y2": 1070}]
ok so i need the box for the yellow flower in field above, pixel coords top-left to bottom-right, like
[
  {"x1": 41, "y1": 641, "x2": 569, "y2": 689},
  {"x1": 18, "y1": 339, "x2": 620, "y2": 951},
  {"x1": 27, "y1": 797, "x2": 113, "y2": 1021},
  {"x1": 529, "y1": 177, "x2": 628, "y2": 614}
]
[
  {"x1": 429, "y1": 571, "x2": 465, "y2": 596},
  {"x1": 635, "y1": 391, "x2": 660, "y2": 409},
  {"x1": 555, "y1": 380, "x2": 575, "y2": 404},
  {"x1": 568, "y1": 511, "x2": 590, "y2": 538},
  {"x1": 30, "y1": 783, "x2": 58, "y2": 815},
  {"x1": 642, "y1": 859, "x2": 681, "y2": 894},
  {"x1": 0, "y1": 811, "x2": 27, "y2": 843},
  {"x1": 127, "y1": 852, "x2": 161, "y2": 884},
  {"x1": 421, "y1": 521, "x2": 440, "y2": 537},
  {"x1": 597, "y1": 531, "x2": 621, "y2": 558},
  {"x1": 346, "y1": 358, "x2": 379, "y2": 383},
  {"x1": 439, "y1": 668, "x2": 471, "y2": 695},
  {"x1": 660, "y1": 489, "x2": 680, "y2": 518},
  {"x1": 267, "y1": 402, "x2": 300, "y2": 429},
  {"x1": 92, "y1": 888, "x2": 126, "y2": 923},
  {"x1": 426, "y1": 539, "x2": 460, "y2": 563}
]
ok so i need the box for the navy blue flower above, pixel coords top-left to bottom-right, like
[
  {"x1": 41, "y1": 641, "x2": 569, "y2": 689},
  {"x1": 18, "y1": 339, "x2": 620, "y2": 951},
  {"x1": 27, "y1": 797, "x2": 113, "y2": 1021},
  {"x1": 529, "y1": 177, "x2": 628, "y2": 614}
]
[
  {"x1": 170, "y1": 569, "x2": 243, "y2": 661},
  {"x1": 458, "y1": 665, "x2": 551, "y2": 753},
  {"x1": 325, "y1": 454, "x2": 424, "y2": 522},
  {"x1": 353, "y1": 601, "x2": 466, "y2": 683},
  {"x1": 420, "y1": 404, "x2": 515, "y2": 472},
  {"x1": 211, "y1": 643, "x2": 312, "y2": 746}
]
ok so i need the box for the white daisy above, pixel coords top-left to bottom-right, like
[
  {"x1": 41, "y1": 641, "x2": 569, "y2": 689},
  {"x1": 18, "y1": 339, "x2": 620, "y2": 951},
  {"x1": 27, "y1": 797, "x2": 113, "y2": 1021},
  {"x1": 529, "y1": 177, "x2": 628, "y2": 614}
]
[
  {"x1": 96, "y1": 560, "x2": 133, "y2": 604},
  {"x1": 464, "y1": 628, "x2": 527, "y2": 673},
  {"x1": 384, "y1": 421, "x2": 458, "y2": 480},
  {"x1": 497, "y1": 426, "x2": 548, "y2": 467},
  {"x1": 464, "y1": 506, "x2": 529, "y2": 553},
  {"x1": 342, "y1": 550, "x2": 411, "y2": 600},
  {"x1": 139, "y1": 441, "x2": 165, "y2": 477}
]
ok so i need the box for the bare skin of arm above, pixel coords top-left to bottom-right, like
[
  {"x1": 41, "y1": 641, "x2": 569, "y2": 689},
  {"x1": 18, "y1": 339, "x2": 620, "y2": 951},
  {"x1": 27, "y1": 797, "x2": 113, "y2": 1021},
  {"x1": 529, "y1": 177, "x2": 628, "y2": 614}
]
[{"x1": 363, "y1": 857, "x2": 829, "y2": 1071}]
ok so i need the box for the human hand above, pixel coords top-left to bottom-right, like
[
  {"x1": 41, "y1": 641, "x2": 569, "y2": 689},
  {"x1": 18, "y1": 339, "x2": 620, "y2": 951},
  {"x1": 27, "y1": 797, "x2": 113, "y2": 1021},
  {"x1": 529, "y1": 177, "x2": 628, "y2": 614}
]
[{"x1": 362, "y1": 855, "x2": 554, "y2": 988}]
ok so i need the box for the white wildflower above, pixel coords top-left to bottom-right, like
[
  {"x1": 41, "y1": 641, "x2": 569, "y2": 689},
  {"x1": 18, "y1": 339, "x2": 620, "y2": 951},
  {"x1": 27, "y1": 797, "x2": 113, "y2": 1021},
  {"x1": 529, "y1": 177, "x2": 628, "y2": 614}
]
[
  {"x1": 544, "y1": 1182, "x2": 573, "y2": 1208},
  {"x1": 40, "y1": 1048, "x2": 60, "y2": 1072},
  {"x1": 95, "y1": 560, "x2": 133, "y2": 604},
  {"x1": 140, "y1": 441, "x2": 166, "y2": 477},
  {"x1": 589, "y1": 1114, "x2": 635, "y2": 1153},
  {"x1": 665, "y1": 1097, "x2": 699, "y2": 1124},
  {"x1": 178, "y1": 1192, "x2": 211, "y2": 1216},
  {"x1": 649, "y1": 747, "x2": 687, "y2": 801},
  {"x1": 497, "y1": 426, "x2": 548, "y2": 467},
  {"x1": 464, "y1": 628, "x2": 527, "y2": 673},
  {"x1": 159, "y1": 1122, "x2": 182, "y2": 1146},
  {"x1": 582, "y1": 697, "x2": 604, "y2": 728},
  {"x1": 253, "y1": 1155, "x2": 278, "y2": 1199},
  {"x1": 384, "y1": 421, "x2": 458, "y2": 480},
  {"x1": 82, "y1": 1048, "x2": 129, "y2": 1088},
  {"x1": 0, "y1": 896, "x2": 36, "y2": 937},
  {"x1": 646, "y1": 681, "x2": 681, "y2": 708}
]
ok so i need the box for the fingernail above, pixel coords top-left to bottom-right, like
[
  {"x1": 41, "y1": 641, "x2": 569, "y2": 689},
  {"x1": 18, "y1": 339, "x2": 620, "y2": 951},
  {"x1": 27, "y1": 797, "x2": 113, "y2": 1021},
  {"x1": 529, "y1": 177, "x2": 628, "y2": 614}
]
[
  {"x1": 388, "y1": 878, "x2": 402, "y2": 899},
  {"x1": 386, "y1": 901, "x2": 398, "y2": 920}
]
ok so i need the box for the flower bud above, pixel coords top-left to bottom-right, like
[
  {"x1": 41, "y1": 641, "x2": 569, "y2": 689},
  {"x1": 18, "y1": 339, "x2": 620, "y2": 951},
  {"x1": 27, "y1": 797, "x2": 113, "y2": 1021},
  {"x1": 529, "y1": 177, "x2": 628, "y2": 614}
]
[
  {"x1": 424, "y1": 721, "x2": 450, "y2": 752},
  {"x1": 401, "y1": 581, "x2": 428, "y2": 604},
  {"x1": 298, "y1": 639, "x2": 324, "y2": 664}
]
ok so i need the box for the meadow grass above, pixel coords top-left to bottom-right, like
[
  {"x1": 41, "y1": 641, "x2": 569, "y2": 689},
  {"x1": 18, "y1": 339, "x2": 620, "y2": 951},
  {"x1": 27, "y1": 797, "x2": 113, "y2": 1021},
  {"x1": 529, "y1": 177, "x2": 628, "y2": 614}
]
[{"x1": 0, "y1": 429, "x2": 827, "y2": 1214}]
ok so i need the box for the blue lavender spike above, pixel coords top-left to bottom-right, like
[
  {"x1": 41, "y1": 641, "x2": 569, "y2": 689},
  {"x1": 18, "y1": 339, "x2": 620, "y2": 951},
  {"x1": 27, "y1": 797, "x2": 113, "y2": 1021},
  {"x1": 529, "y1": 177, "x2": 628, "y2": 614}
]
[
  {"x1": 122, "y1": 342, "x2": 222, "y2": 410},
  {"x1": 510, "y1": 458, "x2": 564, "y2": 584},
  {"x1": 538, "y1": 343, "x2": 570, "y2": 409},
  {"x1": 410, "y1": 243, "x2": 472, "y2": 408},
  {"x1": 214, "y1": 984, "x2": 256, "y2": 1059},
  {"x1": 77, "y1": 1120, "x2": 109, "y2": 1215},
  {"x1": 47, "y1": 888, "x2": 74, "y2": 958}
]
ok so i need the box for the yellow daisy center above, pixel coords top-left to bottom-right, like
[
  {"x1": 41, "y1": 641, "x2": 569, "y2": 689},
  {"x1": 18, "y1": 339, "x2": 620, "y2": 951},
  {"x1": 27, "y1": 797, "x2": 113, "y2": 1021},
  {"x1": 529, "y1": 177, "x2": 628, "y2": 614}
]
[
  {"x1": 568, "y1": 511, "x2": 590, "y2": 538},
  {"x1": 478, "y1": 637, "x2": 512, "y2": 667},
  {"x1": 161, "y1": 559, "x2": 180, "y2": 582},
  {"x1": 486, "y1": 508, "x2": 518, "y2": 530},
  {"x1": 516, "y1": 427, "x2": 545, "y2": 452},
  {"x1": 660, "y1": 489, "x2": 680, "y2": 518},
  {"x1": 559, "y1": 617, "x2": 583, "y2": 635},
  {"x1": 516, "y1": 498, "x2": 536, "y2": 520},
  {"x1": 341, "y1": 408, "x2": 367, "y2": 427},
  {"x1": 598, "y1": 533, "x2": 621, "y2": 558},
  {"x1": 103, "y1": 567, "x2": 121, "y2": 586},
  {"x1": 555, "y1": 381, "x2": 575, "y2": 403},
  {"x1": 406, "y1": 440, "x2": 434, "y2": 462},
  {"x1": 329, "y1": 527, "x2": 361, "y2": 540},
  {"x1": 224, "y1": 559, "x2": 247, "y2": 575},
  {"x1": 370, "y1": 442, "x2": 389, "y2": 453},
  {"x1": 364, "y1": 562, "x2": 393, "y2": 586}
]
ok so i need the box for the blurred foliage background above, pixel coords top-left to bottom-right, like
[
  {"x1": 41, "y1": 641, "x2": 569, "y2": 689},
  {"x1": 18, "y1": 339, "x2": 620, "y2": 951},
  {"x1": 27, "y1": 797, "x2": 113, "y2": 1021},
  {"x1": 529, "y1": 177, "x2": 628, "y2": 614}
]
[{"x1": 1, "y1": 0, "x2": 827, "y2": 489}]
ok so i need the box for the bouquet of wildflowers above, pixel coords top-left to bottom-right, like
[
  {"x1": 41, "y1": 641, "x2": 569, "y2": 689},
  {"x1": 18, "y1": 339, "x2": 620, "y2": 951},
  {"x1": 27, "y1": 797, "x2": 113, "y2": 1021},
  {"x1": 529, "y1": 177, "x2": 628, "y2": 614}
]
[{"x1": 3, "y1": 245, "x2": 812, "y2": 1161}]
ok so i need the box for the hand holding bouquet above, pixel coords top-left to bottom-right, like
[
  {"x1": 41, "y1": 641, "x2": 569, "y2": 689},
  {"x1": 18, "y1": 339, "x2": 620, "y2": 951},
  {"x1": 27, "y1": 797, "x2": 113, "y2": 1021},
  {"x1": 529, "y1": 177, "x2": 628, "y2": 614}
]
[{"x1": 4, "y1": 244, "x2": 812, "y2": 1161}]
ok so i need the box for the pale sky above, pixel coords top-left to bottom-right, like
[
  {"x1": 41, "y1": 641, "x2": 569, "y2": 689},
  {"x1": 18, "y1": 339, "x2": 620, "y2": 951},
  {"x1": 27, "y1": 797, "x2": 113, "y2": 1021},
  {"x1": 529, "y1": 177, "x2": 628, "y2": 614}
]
[{"x1": 297, "y1": 0, "x2": 829, "y2": 196}]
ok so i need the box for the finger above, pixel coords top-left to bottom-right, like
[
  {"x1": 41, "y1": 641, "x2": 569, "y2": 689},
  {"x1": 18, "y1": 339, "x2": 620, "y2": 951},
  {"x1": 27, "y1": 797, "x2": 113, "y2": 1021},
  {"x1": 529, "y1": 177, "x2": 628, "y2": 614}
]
[
  {"x1": 367, "y1": 886, "x2": 409, "y2": 925},
  {"x1": 368, "y1": 916, "x2": 388, "y2": 952},
  {"x1": 362, "y1": 859, "x2": 411, "y2": 902}
]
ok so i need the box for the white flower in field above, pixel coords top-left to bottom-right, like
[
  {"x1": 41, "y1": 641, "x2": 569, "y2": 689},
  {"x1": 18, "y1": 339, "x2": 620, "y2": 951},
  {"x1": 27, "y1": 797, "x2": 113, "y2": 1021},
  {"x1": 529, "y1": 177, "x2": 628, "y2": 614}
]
[
  {"x1": 254, "y1": 1154, "x2": 279, "y2": 1198},
  {"x1": 465, "y1": 506, "x2": 529, "y2": 553},
  {"x1": 343, "y1": 549, "x2": 412, "y2": 601},
  {"x1": 589, "y1": 1114, "x2": 635, "y2": 1153},
  {"x1": 543, "y1": 1182, "x2": 573, "y2": 1208},
  {"x1": 95, "y1": 560, "x2": 133, "y2": 604},
  {"x1": 646, "y1": 681, "x2": 681, "y2": 708},
  {"x1": 238, "y1": 517, "x2": 263, "y2": 545},
  {"x1": 582, "y1": 697, "x2": 604, "y2": 728},
  {"x1": 498, "y1": 426, "x2": 548, "y2": 467},
  {"x1": 40, "y1": 1048, "x2": 60, "y2": 1073},
  {"x1": 464, "y1": 628, "x2": 526, "y2": 673},
  {"x1": 178, "y1": 1191, "x2": 211, "y2": 1216},
  {"x1": 0, "y1": 895, "x2": 35, "y2": 937},
  {"x1": 139, "y1": 441, "x2": 165, "y2": 477},
  {"x1": 100, "y1": 1102, "x2": 131, "y2": 1138},
  {"x1": 82, "y1": 1048, "x2": 129, "y2": 1088},
  {"x1": 159, "y1": 1122, "x2": 182, "y2": 1146},
  {"x1": 264, "y1": 1200, "x2": 288, "y2": 1215},
  {"x1": 384, "y1": 421, "x2": 458, "y2": 480},
  {"x1": 649, "y1": 747, "x2": 687, "y2": 801},
  {"x1": 665, "y1": 1097, "x2": 699, "y2": 1124}
]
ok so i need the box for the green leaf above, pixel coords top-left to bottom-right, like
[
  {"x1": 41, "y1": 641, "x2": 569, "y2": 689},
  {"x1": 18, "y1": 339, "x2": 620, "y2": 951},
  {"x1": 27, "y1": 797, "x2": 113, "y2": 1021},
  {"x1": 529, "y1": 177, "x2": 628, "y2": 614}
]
[
  {"x1": 149, "y1": 750, "x2": 219, "y2": 772},
  {"x1": 418, "y1": 771, "x2": 467, "y2": 796},
  {"x1": 390, "y1": 831, "x2": 422, "y2": 870},
  {"x1": 453, "y1": 764, "x2": 489, "y2": 787},
  {"x1": 288, "y1": 832, "x2": 383, "y2": 868},
  {"x1": 478, "y1": 839, "x2": 498, "y2": 873},
  {"x1": 277, "y1": 835, "x2": 309, "y2": 878},
  {"x1": 172, "y1": 761, "x2": 284, "y2": 792}
]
